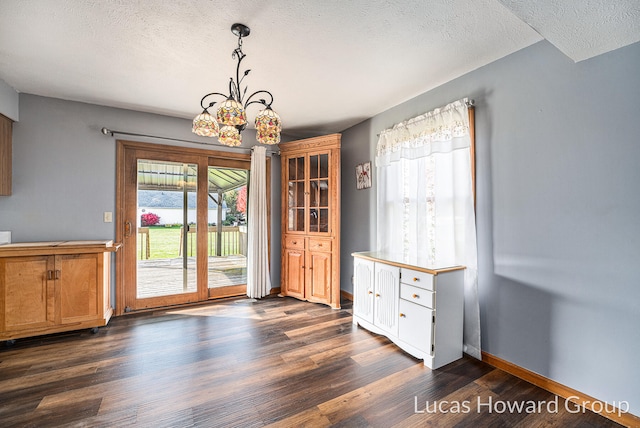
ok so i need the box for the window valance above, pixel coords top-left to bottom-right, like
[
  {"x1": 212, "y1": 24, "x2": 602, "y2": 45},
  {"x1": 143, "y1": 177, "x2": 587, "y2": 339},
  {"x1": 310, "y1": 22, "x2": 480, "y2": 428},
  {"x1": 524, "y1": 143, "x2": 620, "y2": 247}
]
[{"x1": 376, "y1": 98, "x2": 470, "y2": 166}]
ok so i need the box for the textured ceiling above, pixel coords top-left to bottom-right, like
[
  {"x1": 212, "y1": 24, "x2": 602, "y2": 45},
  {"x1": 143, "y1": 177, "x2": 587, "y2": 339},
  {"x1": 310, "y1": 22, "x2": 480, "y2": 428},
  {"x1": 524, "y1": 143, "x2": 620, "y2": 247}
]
[
  {"x1": 0, "y1": 0, "x2": 638, "y2": 138},
  {"x1": 497, "y1": 0, "x2": 640, "y2": 62}
]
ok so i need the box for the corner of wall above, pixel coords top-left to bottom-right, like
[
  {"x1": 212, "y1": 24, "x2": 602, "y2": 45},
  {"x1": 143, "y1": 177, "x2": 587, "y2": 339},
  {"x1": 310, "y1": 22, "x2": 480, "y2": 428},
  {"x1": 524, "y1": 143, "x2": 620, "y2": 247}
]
[{"x1": 0, "y1": 79, "x2": 19, "y2": 122}]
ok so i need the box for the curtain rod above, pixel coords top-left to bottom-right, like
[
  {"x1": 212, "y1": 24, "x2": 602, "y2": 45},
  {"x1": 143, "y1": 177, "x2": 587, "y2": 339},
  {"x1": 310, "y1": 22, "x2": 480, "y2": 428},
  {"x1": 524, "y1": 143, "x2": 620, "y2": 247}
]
[{"x1": 100, "y1": 127, "x2": 277, "y2": 155}]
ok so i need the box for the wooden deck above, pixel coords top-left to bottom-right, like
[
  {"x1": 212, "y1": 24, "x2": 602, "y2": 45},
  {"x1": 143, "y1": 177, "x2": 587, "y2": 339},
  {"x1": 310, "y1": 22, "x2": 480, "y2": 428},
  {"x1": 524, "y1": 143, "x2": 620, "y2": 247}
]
[{"x1": 136, "y1": 255, "x2": 246, "y2": 298}]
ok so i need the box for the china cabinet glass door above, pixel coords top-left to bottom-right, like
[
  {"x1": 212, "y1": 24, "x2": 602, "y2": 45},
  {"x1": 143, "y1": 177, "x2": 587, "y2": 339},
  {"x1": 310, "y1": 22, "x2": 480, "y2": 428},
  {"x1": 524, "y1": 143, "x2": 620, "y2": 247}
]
[
  {"x1": 309, "y1": 153, "x2": 329, "y2": 233},
  {"x1": 287, "y1": 152, "x2": 331, "y2": 234},
  {"x1": 287, "y1": 156, "x2": 305, "y2": 232}
]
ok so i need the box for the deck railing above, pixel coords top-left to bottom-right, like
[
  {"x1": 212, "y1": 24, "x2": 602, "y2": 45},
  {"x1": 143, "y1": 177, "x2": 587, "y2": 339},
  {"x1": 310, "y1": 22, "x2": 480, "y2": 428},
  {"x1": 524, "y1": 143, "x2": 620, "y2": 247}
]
[
  {"x1": 208, "y1": 226, "x2": 247, "y2": 256},
  {"x1": 179, "y1": 225, "x2": 247, "y2": 257}
]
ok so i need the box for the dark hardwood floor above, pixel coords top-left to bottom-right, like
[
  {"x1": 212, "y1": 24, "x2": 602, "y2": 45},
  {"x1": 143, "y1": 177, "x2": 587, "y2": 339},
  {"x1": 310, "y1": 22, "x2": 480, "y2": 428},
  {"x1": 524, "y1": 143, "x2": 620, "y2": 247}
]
[{"x1": 0, "y1": 296, "x2": 622, "y2": 427}]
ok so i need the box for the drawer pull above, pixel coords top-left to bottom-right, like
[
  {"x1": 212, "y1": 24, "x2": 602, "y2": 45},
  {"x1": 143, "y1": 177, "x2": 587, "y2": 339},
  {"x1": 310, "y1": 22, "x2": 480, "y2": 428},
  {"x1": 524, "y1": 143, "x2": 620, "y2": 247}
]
[
  {"x1": 412, "y1": 293, "x2": 419, "y2": 299},
  {"x1": 413, "y1": 277, "x2": 419, "y2": 282},
  {"x1": 292, "y1": 241, "x2": 297, "y2": 244},
  {"x1": 400, "y1": 313, "x2": 406, "y2": 318}
]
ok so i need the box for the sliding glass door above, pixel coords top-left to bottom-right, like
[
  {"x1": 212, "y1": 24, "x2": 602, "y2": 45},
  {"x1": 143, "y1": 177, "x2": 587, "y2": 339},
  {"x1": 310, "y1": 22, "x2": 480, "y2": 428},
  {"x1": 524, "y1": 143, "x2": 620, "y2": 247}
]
[
  {"x1": 116, "y1": 141, "x2": 262, "y2": 314},
  {"x1": 136, "y1": 160, "x2": 198, "y2": 300},
  {"x1": 207, "y1": 161, "x2": 250, "y2": 299}
]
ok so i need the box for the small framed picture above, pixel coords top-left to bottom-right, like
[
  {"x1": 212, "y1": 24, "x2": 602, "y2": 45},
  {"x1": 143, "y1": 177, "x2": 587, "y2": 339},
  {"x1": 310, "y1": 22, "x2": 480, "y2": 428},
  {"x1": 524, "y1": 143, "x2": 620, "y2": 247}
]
[{"x1": 356, "y1": 161, "x2": 372, "y2": 190}]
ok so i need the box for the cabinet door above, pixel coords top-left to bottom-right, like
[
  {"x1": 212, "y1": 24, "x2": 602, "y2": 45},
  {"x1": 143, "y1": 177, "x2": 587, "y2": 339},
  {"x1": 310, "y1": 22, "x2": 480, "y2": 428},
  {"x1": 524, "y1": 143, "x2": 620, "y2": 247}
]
[
  {"x1": 307, "y1": 250, "x2": 331, "y2": 303},
  {"x1": 308, "y1": 151, "x2": 331, "y2": 234},
  {"x1": 0, "y1": 256, "x2": 55, "y2": 332},
  {"x1": 374, "y1": 263, "x2": 399, "y2": 336},
  {"x1": 353, "y1": 258, "x2": 374, "y2": 324},
  {"x1": 283, "y1": 248, "x2": 305, "y2": 299},
  {"x1": 285, "y1": 155, "x2": 306, "y2": 233},
  {"x1": 398, "y1": 299, "x2": 434, "y2": 354},
  {"x1": 58, "y1": 253, "x2": 101, "y2": 324}
]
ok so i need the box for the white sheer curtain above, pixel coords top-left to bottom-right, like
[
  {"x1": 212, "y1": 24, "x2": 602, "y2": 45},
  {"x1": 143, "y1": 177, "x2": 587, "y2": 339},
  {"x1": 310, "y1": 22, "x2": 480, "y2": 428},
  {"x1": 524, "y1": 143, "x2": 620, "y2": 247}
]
[
  {"x1": 376, "y1": 98, "x2": 481, "y2": 359},
  {"x1": 246, "y1": 146, "x2": 271, "y2": 298}
]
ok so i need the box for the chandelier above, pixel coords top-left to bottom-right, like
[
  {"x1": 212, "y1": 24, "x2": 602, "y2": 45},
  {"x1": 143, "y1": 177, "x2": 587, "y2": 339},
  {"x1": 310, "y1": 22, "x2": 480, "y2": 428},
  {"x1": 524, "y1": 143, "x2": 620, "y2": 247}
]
[{"x1": 192, "y1": 23, "x2": 282, "y2": 147}]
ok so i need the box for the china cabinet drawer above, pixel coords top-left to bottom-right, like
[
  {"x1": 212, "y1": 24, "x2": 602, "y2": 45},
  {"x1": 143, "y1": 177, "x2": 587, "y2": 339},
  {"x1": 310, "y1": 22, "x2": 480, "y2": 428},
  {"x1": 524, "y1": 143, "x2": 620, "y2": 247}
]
[
  {"x1": 400, "y1": 283, "x2": 435, "y2": 309},
  {"x1": 308, "y1": 238, "x2": 331, "y2": 252},
  {"x1": 401, "y1": 268, "x2": 434, "y2": 291},
  {"x1": 284, "y1": 236, "x2": 305, "y2": 250}
]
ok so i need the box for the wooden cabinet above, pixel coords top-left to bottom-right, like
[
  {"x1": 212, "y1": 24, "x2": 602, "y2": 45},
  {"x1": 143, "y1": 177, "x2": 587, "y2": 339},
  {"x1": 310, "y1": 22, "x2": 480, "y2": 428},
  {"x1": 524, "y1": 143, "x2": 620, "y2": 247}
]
[
  {"x1": 0, "y1": 240, "x2": 117, "y2": 341},
  {"x1": 0, "y1": 113, "x2": 12, "y2": 196},
  {"x1": 279, "y1": 134, "x2": 341, "y2": 308},
  {"x1": 352, "y1": 252, "x2": 465, "y2": 369}
]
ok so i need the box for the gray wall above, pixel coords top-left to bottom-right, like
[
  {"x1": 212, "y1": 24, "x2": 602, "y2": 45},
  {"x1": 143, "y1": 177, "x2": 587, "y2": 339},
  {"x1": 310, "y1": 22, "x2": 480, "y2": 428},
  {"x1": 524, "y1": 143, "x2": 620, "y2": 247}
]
[
  {"x1": 0, "y1": 94, "x2": 282, "y2": 297},
  {"x1": 340, "y1": 40, "x2": 640, "y2": 414}
]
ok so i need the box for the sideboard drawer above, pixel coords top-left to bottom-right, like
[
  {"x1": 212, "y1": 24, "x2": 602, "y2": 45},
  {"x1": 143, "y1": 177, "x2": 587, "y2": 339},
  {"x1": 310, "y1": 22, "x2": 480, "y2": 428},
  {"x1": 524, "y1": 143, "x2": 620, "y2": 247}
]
[
  {"x1": 400, "y1": 283, "x2": 435, "y2": 309},
  {"x1": 401, "y1": 268, "x2": 434, "y2": 291}
]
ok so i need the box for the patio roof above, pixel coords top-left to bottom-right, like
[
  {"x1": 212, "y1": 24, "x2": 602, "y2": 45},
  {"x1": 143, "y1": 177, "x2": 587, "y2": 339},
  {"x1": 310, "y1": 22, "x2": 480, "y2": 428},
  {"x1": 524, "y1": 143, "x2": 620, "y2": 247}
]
[{"x1": 137, "y1": 161, "x2": 248, "y2": 193}]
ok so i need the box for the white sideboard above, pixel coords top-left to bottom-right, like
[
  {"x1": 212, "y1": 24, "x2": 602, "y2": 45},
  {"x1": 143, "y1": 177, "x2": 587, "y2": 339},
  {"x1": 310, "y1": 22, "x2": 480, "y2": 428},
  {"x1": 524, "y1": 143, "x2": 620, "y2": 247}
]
[{"x1": 352, "y1": 251, "x2": 465, "y2": 369}]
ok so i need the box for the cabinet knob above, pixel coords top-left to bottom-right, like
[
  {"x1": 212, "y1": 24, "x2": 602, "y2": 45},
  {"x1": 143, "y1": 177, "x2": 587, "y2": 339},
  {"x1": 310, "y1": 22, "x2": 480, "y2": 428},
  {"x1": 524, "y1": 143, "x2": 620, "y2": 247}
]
[
  {"x1": 375, "y1": 293, "x2": 380, "y2": 297},
  {"x1": 368, "y1": 290, "x2": 373, "y2": 295},
  {"x1": 292, "y1": 241, "x2": 297, "y2": 244},
  {"x1": 412, "y1": 294, "x2": 419, "y2": 299},
  {"x1": 413, "y1": 277, "x2": 419, "y2": 282},
  {"x1": 400, "y1": 313, "x2": 406, "y2": 318}
]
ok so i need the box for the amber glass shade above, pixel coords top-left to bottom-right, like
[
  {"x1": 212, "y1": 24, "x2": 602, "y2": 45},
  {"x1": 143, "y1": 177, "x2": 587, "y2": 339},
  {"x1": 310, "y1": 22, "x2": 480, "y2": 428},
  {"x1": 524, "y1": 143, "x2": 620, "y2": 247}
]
[
  {"x1": 216, "y1": 99, "x2": 247, "y2": 126},
  {"x1": 218, "y1": 125, "x2": 242, "y2": 147},
  {"x1": 255, "y1": 107, "x2": 281, "y2": 145},
  {"x1": 192, "y1": 110, "x2": 219, "y2": 137}
]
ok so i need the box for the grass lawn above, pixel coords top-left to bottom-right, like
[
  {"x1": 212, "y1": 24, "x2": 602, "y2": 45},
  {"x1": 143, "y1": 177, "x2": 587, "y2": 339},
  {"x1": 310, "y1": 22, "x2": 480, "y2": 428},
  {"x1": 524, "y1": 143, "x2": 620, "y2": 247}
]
[
  {"x1": 138, "y1": 226, "x2": 242, "y2": 260},
  {"x1": 146, "y1": 227, "x2": 183, "y2": 259}
]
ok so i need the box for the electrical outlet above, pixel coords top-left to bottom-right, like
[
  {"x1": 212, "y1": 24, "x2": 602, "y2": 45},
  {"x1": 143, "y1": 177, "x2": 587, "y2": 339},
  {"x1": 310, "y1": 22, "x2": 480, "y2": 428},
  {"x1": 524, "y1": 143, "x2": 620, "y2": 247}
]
[{"x1": 103, "y1": 212, "x2": 113, "y2": 223}]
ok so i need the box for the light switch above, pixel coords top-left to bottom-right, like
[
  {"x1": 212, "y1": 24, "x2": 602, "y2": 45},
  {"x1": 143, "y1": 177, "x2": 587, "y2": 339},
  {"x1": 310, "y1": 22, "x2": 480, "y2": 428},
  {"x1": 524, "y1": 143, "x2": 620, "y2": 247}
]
[{"x1": 103, "y1": 212, "x2": 113, "y2": 223}]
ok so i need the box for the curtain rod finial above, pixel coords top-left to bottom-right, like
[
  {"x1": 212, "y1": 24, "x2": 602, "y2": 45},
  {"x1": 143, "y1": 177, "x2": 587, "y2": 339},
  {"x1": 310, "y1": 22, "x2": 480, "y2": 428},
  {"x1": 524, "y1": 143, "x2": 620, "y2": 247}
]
[{"x1": 101, "y1": 127, "x2": 113, "y2": 136}]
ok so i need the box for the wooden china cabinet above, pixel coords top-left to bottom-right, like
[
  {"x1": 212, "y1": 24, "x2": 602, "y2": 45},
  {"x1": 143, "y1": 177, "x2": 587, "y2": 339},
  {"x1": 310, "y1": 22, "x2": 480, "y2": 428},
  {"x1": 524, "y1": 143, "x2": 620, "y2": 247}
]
[{"x1": 279, "y1": 134, "x2": 341, "y2": 309}]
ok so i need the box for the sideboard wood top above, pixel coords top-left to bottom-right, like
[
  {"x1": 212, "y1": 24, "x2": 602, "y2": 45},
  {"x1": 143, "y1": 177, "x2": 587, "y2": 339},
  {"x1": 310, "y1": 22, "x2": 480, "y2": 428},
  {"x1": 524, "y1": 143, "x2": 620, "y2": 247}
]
[
  {"x1": 0, "y1": 240, "x2": 119, "y2": 257},
  {"x1": 352, "y1": 251, "x2": 465, "y2": 275}
]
